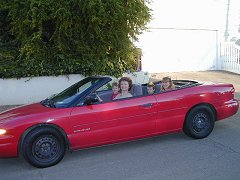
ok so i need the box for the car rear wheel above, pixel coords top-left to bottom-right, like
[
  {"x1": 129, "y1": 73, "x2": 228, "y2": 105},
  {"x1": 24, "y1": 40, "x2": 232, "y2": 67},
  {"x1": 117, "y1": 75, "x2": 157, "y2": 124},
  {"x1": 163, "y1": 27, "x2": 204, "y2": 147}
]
[
  {"x1": 22, "y1": 127, "x2": 66, "y2": 168},
  {"x1": 183, "y1": 105, "x2": 215, "y2": 139}
]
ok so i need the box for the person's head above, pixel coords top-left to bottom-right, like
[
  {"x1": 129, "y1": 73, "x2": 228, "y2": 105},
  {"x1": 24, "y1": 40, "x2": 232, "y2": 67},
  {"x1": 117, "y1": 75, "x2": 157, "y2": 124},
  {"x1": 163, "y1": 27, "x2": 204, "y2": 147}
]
[
  {"x1": 118, "y1": 77, "x2": 132, "y2": 92},
  {"x1": 112, "y1": 82, "x2": 119, "y2": 94},
  {"x1": 161, "y1": 76, "x2": 175, "y2": 90},
  {"x1": 147, "y1": 82, "x2": 155, "y2": 94}
]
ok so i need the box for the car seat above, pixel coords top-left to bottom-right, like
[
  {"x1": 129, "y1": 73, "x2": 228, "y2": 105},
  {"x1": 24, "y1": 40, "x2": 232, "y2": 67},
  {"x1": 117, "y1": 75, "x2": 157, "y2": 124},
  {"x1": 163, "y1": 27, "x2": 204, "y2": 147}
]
[
  {"x1": 155, "y1": 84, "x2": 161, "y2": 93},
  {"x1": 130, "y1": 84, "x2": 143, "y2": 96}
]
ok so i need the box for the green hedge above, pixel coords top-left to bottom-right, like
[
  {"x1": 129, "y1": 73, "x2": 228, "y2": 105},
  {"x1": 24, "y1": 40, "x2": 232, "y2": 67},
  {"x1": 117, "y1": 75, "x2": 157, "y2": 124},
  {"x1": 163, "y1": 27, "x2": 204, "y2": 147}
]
[{"x1": 0, "y1": 0, "x2": 151, "y2": 78}]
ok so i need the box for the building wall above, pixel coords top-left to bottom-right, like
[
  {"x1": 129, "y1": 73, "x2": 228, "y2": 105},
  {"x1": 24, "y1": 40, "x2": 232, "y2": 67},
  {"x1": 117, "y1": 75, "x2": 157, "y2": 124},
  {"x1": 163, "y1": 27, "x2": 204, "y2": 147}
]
[
  {"x1": 135, "y1": 0, "x2": 227, "y2": 73},
  {"x1": 138, "y1": 28, "x2": 218, "y2": 73},
  {"x1": 0, "y1": 75, "x2": 84, "y2": 105}
]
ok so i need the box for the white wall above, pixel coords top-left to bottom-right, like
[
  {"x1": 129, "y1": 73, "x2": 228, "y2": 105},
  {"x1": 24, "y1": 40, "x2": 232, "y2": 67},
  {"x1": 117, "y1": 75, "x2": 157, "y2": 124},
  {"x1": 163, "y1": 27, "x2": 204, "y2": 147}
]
[
  {"x1": 0, "y1": 75, "x2": 84, "y2": 105},
  {"x1": 134, "y1": 0, "x2": 226, "y2": 73},
  {"x1": 138, "y1": 29, "x2": 218, "y2": 73},
  {"x1": 145, "y1": 0, "x2": 226, "y2": 31}
]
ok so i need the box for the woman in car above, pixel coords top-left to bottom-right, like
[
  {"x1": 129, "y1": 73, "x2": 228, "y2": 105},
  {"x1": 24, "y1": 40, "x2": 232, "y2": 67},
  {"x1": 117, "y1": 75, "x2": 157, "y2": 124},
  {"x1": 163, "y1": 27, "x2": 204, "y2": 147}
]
[{"x1": 114, "y1": 77, "x2": 133, "y2": 100}]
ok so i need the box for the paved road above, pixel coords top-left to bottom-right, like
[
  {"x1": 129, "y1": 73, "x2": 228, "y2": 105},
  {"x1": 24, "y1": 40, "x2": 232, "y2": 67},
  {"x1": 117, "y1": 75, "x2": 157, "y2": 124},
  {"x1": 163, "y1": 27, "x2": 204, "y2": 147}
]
[
  {"x1": 0, "y1": 114, "x2": 240, "y2": 180},
  {"x1": 0, "y1": 70, "x2": 240, "y2": 180}
]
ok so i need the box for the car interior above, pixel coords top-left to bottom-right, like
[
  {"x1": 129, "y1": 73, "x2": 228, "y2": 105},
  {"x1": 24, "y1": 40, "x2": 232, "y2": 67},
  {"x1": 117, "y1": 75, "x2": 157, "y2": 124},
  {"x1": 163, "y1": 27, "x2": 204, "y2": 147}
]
[{"x1": 95, "y1": 80, "x2": 200, "y2": 103}]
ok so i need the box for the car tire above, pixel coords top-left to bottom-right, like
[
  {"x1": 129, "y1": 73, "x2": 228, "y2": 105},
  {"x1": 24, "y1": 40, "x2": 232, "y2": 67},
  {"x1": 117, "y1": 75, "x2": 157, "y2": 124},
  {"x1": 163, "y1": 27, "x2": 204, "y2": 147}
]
[
  {"x1": 183, "y1": 105, "x2": 215, "y2": 139},
  {"x1": 22, "y1": 127, "x2": 66, "y2": 168}
]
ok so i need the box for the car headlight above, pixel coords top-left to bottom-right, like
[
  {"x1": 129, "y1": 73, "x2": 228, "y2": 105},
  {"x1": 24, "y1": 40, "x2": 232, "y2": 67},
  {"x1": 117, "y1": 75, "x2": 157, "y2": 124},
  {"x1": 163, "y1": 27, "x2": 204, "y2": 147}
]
[{"x1": 0, "y1": 129, "x2": 6, "y2": 135}]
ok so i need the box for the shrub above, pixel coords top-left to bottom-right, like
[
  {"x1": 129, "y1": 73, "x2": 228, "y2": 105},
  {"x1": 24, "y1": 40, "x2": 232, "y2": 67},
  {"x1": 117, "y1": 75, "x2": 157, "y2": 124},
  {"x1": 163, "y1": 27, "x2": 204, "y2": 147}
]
[{"x1": 0, "y1": 0, "x2": 151, "y2": 78}]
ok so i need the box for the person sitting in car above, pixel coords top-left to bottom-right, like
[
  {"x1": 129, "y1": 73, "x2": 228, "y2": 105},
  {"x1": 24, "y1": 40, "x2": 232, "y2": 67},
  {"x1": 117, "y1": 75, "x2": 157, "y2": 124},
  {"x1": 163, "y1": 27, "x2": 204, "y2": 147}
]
[
  {"x1": 147, "y1": 82, "x2": 155, "y2": 95},
  {"x1": 110, "y1": 82, "x2": 120, "y2": 100},
  {"x1": 160, "y1": 76, "x2": 175, "y2": 91},
  {"x1": 114, "y1": 77, "x2": 133, "y2": 100}
]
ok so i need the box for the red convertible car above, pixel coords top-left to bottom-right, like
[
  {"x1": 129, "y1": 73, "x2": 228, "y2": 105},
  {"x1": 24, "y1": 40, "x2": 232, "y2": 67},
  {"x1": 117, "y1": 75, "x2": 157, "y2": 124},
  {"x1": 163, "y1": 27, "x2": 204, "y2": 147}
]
[{"x1": 0, "y1": 76, "x2": 239, "y2": 168}]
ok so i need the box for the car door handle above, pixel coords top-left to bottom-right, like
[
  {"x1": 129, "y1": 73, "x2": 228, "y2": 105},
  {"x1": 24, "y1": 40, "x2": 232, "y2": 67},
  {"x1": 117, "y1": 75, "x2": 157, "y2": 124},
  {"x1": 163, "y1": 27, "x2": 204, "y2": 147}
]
[{"x1": 140, "y1": 103, "x2": 153, "y2": 108}]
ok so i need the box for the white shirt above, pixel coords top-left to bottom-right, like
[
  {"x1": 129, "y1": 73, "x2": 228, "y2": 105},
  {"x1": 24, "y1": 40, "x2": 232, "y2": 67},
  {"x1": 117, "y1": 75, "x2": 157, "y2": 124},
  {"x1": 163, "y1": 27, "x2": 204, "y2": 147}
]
[{"x1": 114, "y1": 92, "x2": 132, "y2": 100}]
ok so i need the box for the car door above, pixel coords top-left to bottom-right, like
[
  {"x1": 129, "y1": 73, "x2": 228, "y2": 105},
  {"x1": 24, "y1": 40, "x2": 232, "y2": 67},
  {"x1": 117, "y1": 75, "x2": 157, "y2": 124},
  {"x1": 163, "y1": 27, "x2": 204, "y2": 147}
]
[
  {"x1": 69, "y1": 95, "x2": 157, "y2": 149},
  {"x1": 154, "y1": 90, "x2": 187, "y2": 133}
]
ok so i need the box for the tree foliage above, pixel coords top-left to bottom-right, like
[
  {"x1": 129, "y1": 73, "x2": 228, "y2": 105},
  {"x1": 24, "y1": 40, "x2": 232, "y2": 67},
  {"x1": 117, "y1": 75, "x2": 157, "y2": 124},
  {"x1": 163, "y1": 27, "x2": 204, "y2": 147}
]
[{"x1": 0, "y1": 0, "x2": 151, "y2": 78}]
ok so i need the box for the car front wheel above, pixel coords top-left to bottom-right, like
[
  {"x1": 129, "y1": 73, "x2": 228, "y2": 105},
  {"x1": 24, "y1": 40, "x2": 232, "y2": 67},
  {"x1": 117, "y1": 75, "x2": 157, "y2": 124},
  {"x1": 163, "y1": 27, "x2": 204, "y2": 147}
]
[
  {"x1": 22, "y1": 127, "x2": 66, "y2": 168},
  {"x1": 183, "y1": 105, "x2": 215, "y2": 139}
]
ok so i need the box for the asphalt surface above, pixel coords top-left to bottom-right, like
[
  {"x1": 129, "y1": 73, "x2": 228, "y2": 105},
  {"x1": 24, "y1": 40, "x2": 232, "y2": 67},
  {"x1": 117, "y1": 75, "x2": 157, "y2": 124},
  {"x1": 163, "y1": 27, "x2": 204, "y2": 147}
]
[
  {"x1": 0, "y1": 115, "x2": 240, "y2": 180},
  {"x1": 0, "y1": 70, "x2": 240, "y2": 180}
]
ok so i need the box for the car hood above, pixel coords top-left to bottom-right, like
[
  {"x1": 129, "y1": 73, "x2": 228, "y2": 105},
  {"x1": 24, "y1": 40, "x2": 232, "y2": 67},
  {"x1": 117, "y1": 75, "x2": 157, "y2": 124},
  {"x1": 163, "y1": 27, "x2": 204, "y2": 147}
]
[{"x1": 0, "y1": 103, "x2": 55, "y2": 123}]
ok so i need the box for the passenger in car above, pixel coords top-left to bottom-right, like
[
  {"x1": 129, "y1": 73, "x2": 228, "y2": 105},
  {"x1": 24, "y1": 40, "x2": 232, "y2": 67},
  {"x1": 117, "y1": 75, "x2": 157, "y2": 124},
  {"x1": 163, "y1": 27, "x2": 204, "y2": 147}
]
[
  {"x1": 114, "y1": 77, "x2": 133, "y2": 100},
  {"x1": 110, "y1": 82, "x2": 120, "y2": 100},
  {"x1": 160, "y1": 76, "x2": 175, "y2": 91},
  {"x1": 147, "y1": 82, "x2": 155, "y2": 95}
]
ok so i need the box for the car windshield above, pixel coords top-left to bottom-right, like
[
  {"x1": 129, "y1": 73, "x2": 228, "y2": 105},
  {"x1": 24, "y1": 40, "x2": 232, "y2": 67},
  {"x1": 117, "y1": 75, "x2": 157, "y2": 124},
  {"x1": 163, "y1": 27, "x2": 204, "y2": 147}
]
[{"x1": 41, "y1": 77, "x2": 102, "y2": 108}]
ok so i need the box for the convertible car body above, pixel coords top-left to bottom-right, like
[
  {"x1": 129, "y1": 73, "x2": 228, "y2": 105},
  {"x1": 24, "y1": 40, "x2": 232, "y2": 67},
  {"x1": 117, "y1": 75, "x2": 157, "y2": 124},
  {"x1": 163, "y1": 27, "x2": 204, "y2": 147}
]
[{"x1": 0, "y1": 76, "x2": 239, "y2": 168}]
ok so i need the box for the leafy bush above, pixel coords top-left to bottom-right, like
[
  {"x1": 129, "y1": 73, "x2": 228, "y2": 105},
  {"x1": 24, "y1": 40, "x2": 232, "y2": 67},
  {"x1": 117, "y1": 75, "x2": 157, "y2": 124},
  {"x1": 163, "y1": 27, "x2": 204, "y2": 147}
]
[{"x1": 0, "y1": 0, "x2": 151, "y2": 78}]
